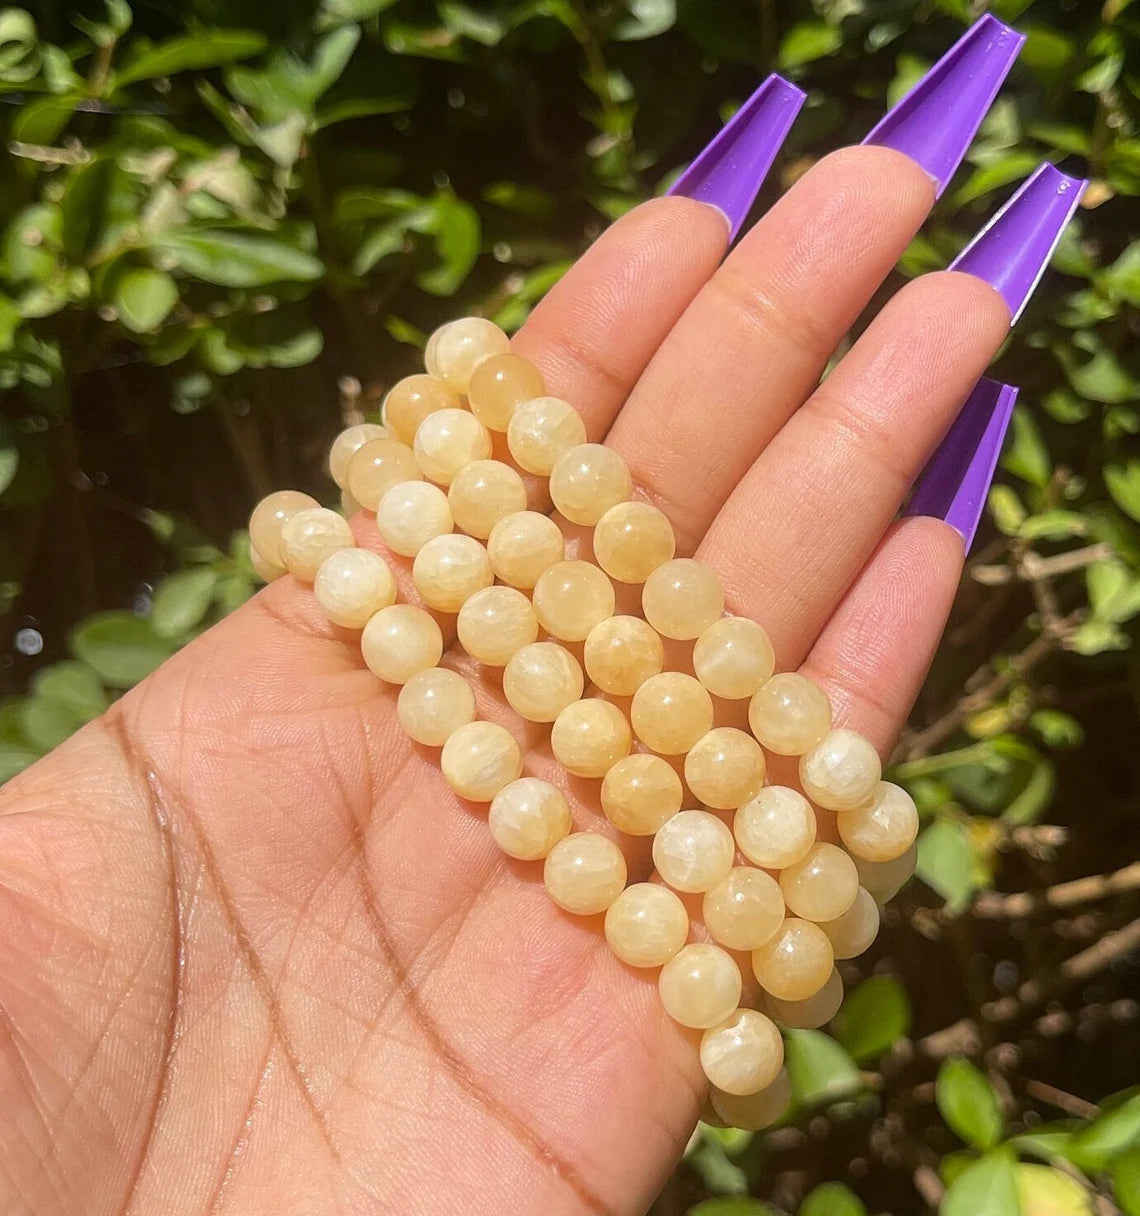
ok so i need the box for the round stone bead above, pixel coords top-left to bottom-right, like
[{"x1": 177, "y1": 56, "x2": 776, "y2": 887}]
[
  {"x1": 779, "y1": 842, "x2": 859, "y2": 923},
  {"x1": 507, "y1": 396, "x2": 587, "y2": 476},
  {"x1": 630, "y1": 672, "x2": 714, "y2": 756},
  {"x1": 693, "y1": 617, "x2": 776, "y2": 701},
  {"x1": 532, "y1": 560, "x2": 615, "y2": 643},
  {"x1": 467, "y1": 352, "x2": 545, "y2": 431},
  {"x1": 280, "y1": 507, "x2": 355, "y2": 581},
  {"x1": 550, "y1": 699, "x2": 631, "y2": 779},
  {"x1": 748, "y1": 673, "x2": 832, "y2": 756},
  {"x1": 376, "y1": 480, "x2": 453, "y2": 557},
  {"x1": 583, "y1": 615, "x2": 664, "y2": 697},
  {"x1": 549, "y1": 444, "x2": 632, "y2": 526},
  {"x1": 313, "y1": 547, "x2": 396, "y2": 627},
  {"x1": 543, "y1": 832, "x2": 627, "y2": 916},
  {"x1": 346, "y1": 437, "x2": 422, "y2": 511},
  {"x1": 414, "y1": 408, "x2": 493, "y2": 487},
  {"x1": 328, "y1": 422, "x2": 387, "y2": 488},
  {"x1": 361, "y1": 604, "x2": 443, "y2": 685},
  {"x1": 488, "y1": 777, "x2": 572, "y2": 861},
  {"x1": 733, "y1": 787, "x2": 816, "y2": 870},
  {"x1": 249, "y1": 490, "x2": 320, "y2": 567},
  {"x1": 456, "y1": 586, "x2": 538, "y2": 666},
  {"x1": 412, "y1": 533, "x2": 493, "y2": 612},
  {"x1": 383, "y1": 373, "x2": 460, "y2": 446},
  {"x1": 684, "y1": 728, "x2": 767, "y2": 810},
  {"x1": 502, "y1": 642, "x2": 584, "y2": 722},
  {"x1": 819, "y1": 886, "x2": 880, "y2": 959},
  {"x1": 854, "y1": 842, "x2": 917, "y2": 905},
  {"x1": 604, "y1": 883, "x2": 689, "y2": 968},
  {"x1": 341, "y1": 487, "x2": 364, "y2": 518},
  {"x1": 440, "y1": 720, "x2": 522, "y2": 802},
  {"x1": 592, "y1": 501, "x2": 675, "y2": 584},
  {"x1": 710, "y1": 1069, "x2": 791, "y2": 1131},
  {"x1": 487, "y1": 511, "x2": 564, "y2": 589},
  {"x1": 249, "y1": 542, "x2": 285, "y2": 582},
  {"x1": 702, "y1": 867, "x2": 785, "y2": 951},
  {"x1": 700, "y1": 1009, "x2": 784, "y2": 1096},
  {"x1": 658, "y1": 943, "x2": 742, "y2": 1030},
  {"x1": 425, "y1": 317, "x2": 510, "y2": 394},
  {"x1": 642, "y1": 559, "x2": 724, "y2": 641},
  {"x1": 447, "y1": 460, "x2": 527, "y2": 540},
  {"x1": 837, "y1": 781, "x2": 919, "y2": 862},
  {"x1": 800, "y1": 729, "x2": 882, "y2": 812},
  {"x1": 751, "y1": 918, "x2": 835, "y2": 1003},
  {"x1": 652, "y1": 810, "x2": 735, "y2": 894},
  {"x1": 600, "y1": 753, "x2": 683, "y2": 836},
  {"x1": 763, "y1": 967, "x2": 843, "y2": 1029},
  {"x1": 396, "y1": 667, "x2": 476, "y2": 746}
]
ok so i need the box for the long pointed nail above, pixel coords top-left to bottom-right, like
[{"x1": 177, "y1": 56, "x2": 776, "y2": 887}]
[
  {"x1": 668, "y1": 74, "x2": 806, "y2": 239},
  {"x1": 950, "y1": 162, "x2": 1088, "y2": 325},
  {"x1": 905, "y1": 377, "x2": 1019, "y2": 552},
  {"x1": 862, "y1": 15, "x2": 1025, "y2": 197}
]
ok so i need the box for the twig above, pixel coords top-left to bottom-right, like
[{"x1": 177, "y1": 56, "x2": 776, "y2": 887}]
[
  {"x1": 972, "y1": 543, "x2": 1111, "y2": 586},
  {"x1": 1023, "y1": 1079, "x2": 1100, "y2": 1120},
  {"x1": 973, "y1": 862, "x2": 1140, "y2": 919},
  {"x1": 913, "y1": 1165, "x2": 944, "y2": 1208}
]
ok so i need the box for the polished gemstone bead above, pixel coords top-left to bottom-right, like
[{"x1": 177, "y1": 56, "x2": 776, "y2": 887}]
[
  {"x1": 341, "y1": 487, "x2": 364, "y2": 519},
  {"x1": 456, "y1": 586, "x2": 538, "y2": 666},
  {"x1": 376, "y1": 480, "x2": 453, "y2": 556},
  {"x1": 440, "y1": 720, "x2": 522, "y2": 802},
  {"x1": 550, "y1": 698, "x2": 631, "y2": 778},
  {"x1": 383, "y1": 374, "x2": 460, "y2": 446},
  {"x1": 250, "y1": 490, "x2": 320, "y2": 567},
  {"x1": 502, "y1": 641, "x2": 584, "y2": 722},
  {"x1": 604, "y1": 883, "x2": 689, "y2": 968},
  {"x1": 313, "y1": 547, "x2": 396, "y2": 627},
  {"x1": 583, "y1": 615, "x2": 664, "y2": 697},
  {"x1": 425, "y1": 317, "x2": 510, "y2": 394},
  {"x1": 734, "y1": 786, "x2": 816, "y2": 870},
  {"x1": 630, "y1": 672, "x2": 714, "y2": 755},
  {"x1": 800, "y1": 729, "x2": 882, "y2": 812},
  {"x1": 658, "y1": 943, "x2": 742, "y2": 1029},
  {"x1": 642, "y1": 559, "x2": 724, "y2": 641},
  {"x1": 346, "y1": 437, "x2": 422, "y2": 511},
  {"x1": 506, "y1": 396, "x2": 587, "y2": 475},
  {"x1": 329, "y1": 423, "x2": 388, "y2": 488},
  {"x1": 748, "y1": 673, "x2": 832, "y2": 756},
  {"x1": 414, "y1": 408, "x2": 493, "y2": 487},
  {"x1": 447, "y1": 459, "x2": 527, "y2": 539},
  {"x1": 818, "y1": 886, "x2": 880, "y2": 959},
  {"x1": 837, "y1": 781, "x2": 919, "y2": 862},
  {"x1": 854, "y1": 842, "x2": 917, "y2": 904},
  {"x1": 763, "y1": 967, "x2": 843, "y2": 1029},
  {"x1": 652, "y1": 810, "x2": 735, "y2": 894},
  {"x1": 543, "y1": 832, "x2": 627, "y2": 915},
  {"x1": 532, "y1": 560, "x2": 615, "y2": 642},
  {"x1": 396, "y1": 667, "x2": 476, "y2": 746},
  {"x1": 710, "y1": 1069, "x2": 791, "y2": 1130},
  {"x1": 488, "y1": 777, "x2": 572, "y2": 860},
  {"x1": 684, "y1": 727, "x2": 767, "y2": 810},
  {"x1": 700, "y1": 1009, "x2": 784, "y2": 1096},
  {"x1": 600, "y1": 753, "x2": 683, "y2": 835},
  {"x1": 549, "y1": 443, "x2": 632, "y2": 526},
  {"x1": 779, "y1": 842, "x2": 859, "y2": 923},
  {"x1": 361, "y1": 604, "x2": 443, "y2": 685},
  {"x1": 751, "y1": 918, "x2": 835, "y2": 1002},
  {"x1": 249, "y1": 542, "x2": 285, "y2": 583},
  {"x1": 702, "y1": 866, "x2": 785, "y2": 951},
  {"x1": 592, "y1": 501, "x2": 675, "y2": 584},
  {"x1": 486, "y1": 511, "x2": 564, "y2": 589},
  {"x1": 693, "y1": 617, "x2": 775, "y2": 701},
  {"x1": 412, "y1": 533, "x2": 493, "y2": 612},
  {"x1": 280, "y1": 507, "x2": 355, "y2": 581},
  {"x1": 467, "y1": 352, "x2": 545, "y2": 431}
]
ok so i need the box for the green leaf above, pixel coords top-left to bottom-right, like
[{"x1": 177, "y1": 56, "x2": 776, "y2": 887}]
[
  {"x1": 798, "y1": 1182, "x2": 866, "y2": 1216},
  {"x1": 1012, "y1": 1122, "x2": 1080, "y2": 1163},
  {"x1": 70, "y1": 611, "x2": 171, "y2": 688},
  {"x1": 989, "y1": 484, "x2": 1027, "y2": 535},
  {"x1": 942, "y1": 1148, "x2": 1021, "y2": 1216},
  {"x1": 441, "y1": 1, "x2": 507, "y2": 45},
  {"x1": 1089, "y1": 560, "x2": 1140, "y2": 625},
  {"x1": 4, "y1": 203, "x2": 62, "y2": 287},
  {"x1": 111, "y1": 267, "x2": 178, "y2": 333},
  {"x1": 1018, "y1": 511, "x2": 1087, "y2": 542},
  {"x1": 1069, "y1": 619, "x2": 1130, "y2": 656},
  {"x1": 155, "y1": 230, "x2": 324, "y2": 287},
  {"x1": 779, "y1": 22, "x2": 843, "y2": 68},
  {"x1": 1016, "y1": 1164, "x2": 1092, "y2": 1215},
  {"x1": 832, "y1": 976, "x2": 911, "y2": 1064},
  {"x1": 0, "y1": 8, "x2": 41, "y2": 83},
  {"x1": 688, "y1": 1201, "x2": 776, "y2": 1216},
  {"x1": 685, "y1": 1128, "x2": 749, "y2": 1198},
  {"x1": 415, "y1": 195, "x2": 481, "y2": 296},
  {"x1": 1028, "y1": 711, "x2": 1084, "y2": 750},
  {"x1": 31, "y1": 661, "x2": 108, "y2": 721},
  {"x1": 1068, "y1": 1091, "x2": 1140, "y2": 1172},
  {"x1": 19, "y1": 694, "x2": 84, "y2": 753},
  {"x1": 0, "y1": 698, "x2": 39, "y2": 779},
  {"x1": 784, "y1": 1029, "x2": 862, "y2": 1107},
  {"x1": 0, "y1": 439, "x2": 17, "y2": 496},
  {"x1": 1020, "y1": 26, "x2": 1074, "y2": 72},
  {"x1": 1111, "y1": 1146, "x2": 1140, "y2": 1216},
  {"x1": 937, "y1": 1058, "x2": 1005, "y2": 1150},
  {"x1": 115, "y1": 30, "x2": 268, "y2": 88},
  {"x1": 11, "y1": 95, "x2": 79, "y2": 146},
  {"x1": 613, "y1": 0, "x2": 676, "y2": 41},
  {"x1": 1106, "y1": 462, "x2": 1140, "y2": 523},
  {"x1": 150, "y1": 568, "x2": 220, "y2": 639},
  {"x1": 318, "y1": 0, "x2": 398, "y2": 26},
  {"x1": 953, "y1": 152, "x2": 1043, "y2": 205},
  {"x1": 917, "y1": 817, "x2": 976, "y2": 911},
  {"x1": 1002, "y1": 407, "x2": 1052, "y2": 488}
]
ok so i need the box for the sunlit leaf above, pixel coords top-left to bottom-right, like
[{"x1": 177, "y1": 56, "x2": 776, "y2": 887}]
[
  {"x1": 942, "y1": 1148, "x2": 1020, "y2": 1216},
  {"x1": 937, "y1": 1058, "x2": 1005, "y2": 1150},
  {"x1": 70, "y1": 612, "x2": 171, "y2": 688},
  {"x1": 832, "y1": 976, "x2": 911, "y2": 1064}
]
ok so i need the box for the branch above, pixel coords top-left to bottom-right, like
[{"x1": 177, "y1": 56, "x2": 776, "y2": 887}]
[
  {"x1": 972, "y1": 543, "x2": 1112, "y2": 586},
  {"x1": 973, "y1": 861, "x2": 1140, "y2": 919}
]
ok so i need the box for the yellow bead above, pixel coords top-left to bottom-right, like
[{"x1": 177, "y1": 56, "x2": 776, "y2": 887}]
[
  {"x1": 693, "y1": 617, "x2": 775, "y2": 701},
  {"x1": 361, "y1": 604, "x2": 443, "y2": 685},
  {"x1": 854, "y1": 843, "x2": 917, "y2": 905},
  {"x1": 630, "y1": 672, "x2": 713, "y2": 755},
  {"x1": 734, "y1": 786, "x2": 816, "y2": 870},
  {"x1": 280, "y1": 507, "x2": 355, "y2": 581},
  {"x1": 684, "y1": 727, "x2": 767, "y2": 810},
  {"x1": 600, "y1": 753, "x2": 683, "y2": 835},
  {"x1": 763, "y1": 967, "x2": 844, "y2": 1029},
  {"x1": 341, "y1": 487, "x2": 364, "y2": 518},
  {"x1": 652, "y1": 809, "x2": 735, "y2": 893},
  {"x1": 550, "y1": 698, "x2": 631, "y2": 779},
  {"x1": 456, "y1": 586, "x2": 538, "y2": 666},
  {"x1": 502, "y1": 642, "x2": 584, "y2": 722},
  {"x1": 441, "y1": 720, "x2": 522, "y2": 802},
  {"x1": 396, "y1": 667, "x2": 477, "y2": 746},
  {"x1": 700, "y1": 1009, "x2": 784, "y2": 1096},
  {"x1": 249, "y1": 542, "x2": 285, "y2": 583},
  {"x1": 506, "y1": 396, "x2": 587, "y2": 475},
  {"x1": 249, "y1": 490, "x2": 320, "y2": 567},
  {"x1": 532, "y1": 560, "x2": 615, "y2": 642},
  {"x1": 488, "y1": 777, "x2": 571, "y2": 860},
  {"x1": 313, "y1": 547, "x2": 396, "y2": 627},
  {"x1": 583, "y1": 615, "x2": 664, "y2": 697},
  {"x1": 414, "y1": 408, "x2": 493, "y2": 487},
  {"x1": 837, "y1": 781, "x2": 919, "y2": 862},
  {"x1": 592, "y1": 501, "x2": 676, "y2": 584},
  {"x1": 346, "y1": 437, "x2": 423, "y2": 511},
  {"x1": 748, "y1": 673, "x2": 832, "y2": 756},
  {"x1": 412, "y1": 533, "x2": 493, "y2": 612},
  {"x1": 799, "y1": 729, "x2": 882, "y2": 812},
  {"x1": 376, "y1": 480, "x2": 453, "y2": 557},
  {"x1": 467, "y1": 352, "x2": 545, "y2": 431},
  {"x1": 383, "y1": 374, "x2": 460, "y2": 446},
  {"x1": 425, "y1": 317, "x2": 511, "y2": 394},
  {"x1": 751, "y1": 918, "x2": 834, "y2": 1003},
  {"x1": 779, "y1": 842, "x2": 859, "y2": 923},
  {"x1": 447, "y1": 459, "x2": 527, "y2": 540},
  {"x1": 604, "y1": 883, "x2": 689, "y2": 968},
  {"x1": 329, "y1": 423, "x2": 388, "y2": 488},
  {"x1": 658, "y1": 943, "x2": 742, "y2": 1029},
  {"x1": 819, "y1": 886, "x2": 880, "y2": 959},
  {"x1": 549, "y1": 443, "x2": 631, "y2": 526},
  {"x1": 486, "y1": 510, "x2": 565, "y2": 589},
  {"x1": 543, "y1": 832, "x2": 627, "y2": 915},
  {"x1": 642, "y1": 558, "x2": 724, "y2": 641},
  {"x1": 702, "y1": 866, "x2": 785, "y2": 951},
  {"x1": 710, "y1": 1070, "x2": 791, "y2": 1130}
]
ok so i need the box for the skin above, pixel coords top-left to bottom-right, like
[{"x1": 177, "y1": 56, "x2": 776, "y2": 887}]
[{"x1": 0, "y1": 146, "x2": 1011, "y2": 1216}]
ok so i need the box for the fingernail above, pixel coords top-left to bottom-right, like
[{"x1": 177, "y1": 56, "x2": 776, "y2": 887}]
[
  {"x1": 862, "y1": 15, "x2": 1025, "y2": 197},
  {"x1": 669, "y1": 74, "x2": 806, "y2": 239},
  {"x1": 949, "y1": 162, "x2": 1088, "y2": 325},
  {"x1": 905, "y1": 377, "x2": 1019, "y2": 552}
]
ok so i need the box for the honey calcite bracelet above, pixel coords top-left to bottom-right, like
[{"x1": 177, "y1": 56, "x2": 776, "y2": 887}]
[{"x1": 248, "y1": 315, "x2": 919, "y2": 1129}]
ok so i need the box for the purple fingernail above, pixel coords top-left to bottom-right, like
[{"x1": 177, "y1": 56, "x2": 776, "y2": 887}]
[
  {"x1": 862, "y1": 15, "x2": 1025, "y2": 197},
  {"x1": 949, "y1": 162, "x2": 1088, "y2": 325},
  {"x1": 669, "y1": 74, "x2": 806, "y2": 239},
  {"x1": 905, "y1": 377, "x2": 1018, "y2": 552}
]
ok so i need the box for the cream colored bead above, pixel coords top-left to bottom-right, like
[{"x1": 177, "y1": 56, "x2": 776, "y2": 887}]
[
  {"x1": 779, "y1": 842, "x2": 859, "y2": 923},
  {"x1": 837, "y1": 781, "x2": 919, "y2": 862},
  {"x1": 700, "y1": 1009, "x2": 784, "y2": 1096},
  {"x1": 543, "y1": 832, "x2": 627, "y2": 915},
  {"x1": 604, "y1": 883, "x2": 689, "y2": 968},
  {"x1": 376, "y1": 480, "x2": 453, "y2": 557},
  {"x1": 413, "y1": 408, "x2": 493, "y2": 487},
  {"x1": 361, "y1": 604, "x2": 443, "y2": 685},
  {"x1": 819, "y1": 886, "x2": 880, "y2": 959},
  {"x1": 412, "y1": 533, "x2": 493, "y2": 612},
  {"x1": 702, "y1": 866, "x2": 785, "y2": 951},
  {"x1": 456, "y1": 586, "x2": 538, "y2": 666},
  {"x1": 592, "y1": 501, "x2": 675, "y2": 584},
  {"x1": 684, "y1": 728, "x2": 767, "y2": 811},
  {"x1": 854, "y1": 843, "x2": 917, "y2": 904},
  {"x1": 600, "y1": 753, "x2": 683, "y2": 835},
  {"x1": 329, "y1": 423, "x2": 388, "y2": 489},
  {"x1": 532, "y1": 560, "x2": 615, "y2": 643},
  {"x1": 693, "y1": 617, "x2": 775, "y2": 701},
  {"x1": 658, "y1": 943, "x2": 742, "y2": 1029},
  {"x1": 630, "y1": 672, "x2": 714, "y2": 756},
  {"x1": 425, "y1": 317, "x2": 511, "y2": 394},
  {"x1": 748, "y1": 672, "x2": 832, "y2": 756},
  {"x1": 280, "y1": 507, "x2": 355, "y2": 581},
  {"x1": 487, "y1": 511, "x2": 564, "y2": 589},
  {"x1": 734, "y1": 786, "x2": 816, "y2": 870},
  {"x1": 583, "y1": 615, "x2": 664, "y2": 697},
  {"x1": 800, "y1": 729, "x2": 882, "y2": 812},
  {"x1": 652, "y1": 810, "x2": 735, "y2": 894},
  {"x1": 710, "y1": 1069, "x2": 791, "y2": 1130},
  {"x1": 763, "y1": 967, "x2": 843, "y2": 1029},
  {"x1": 488, "y1": 777, "x2": 572, "y2": 860},
  {"x1": 467, "y1": 352, "x2": 545, "y2": 431},
  {"x1": 396, "y1": 667, "x2": 476, "y2": 746},
  {"x1": 249, "y1": 542, "x2": 285, "y2": 583},
  {"x1": 550, "y1": 699, "x2": 631, "y2": 779},
  {"x1": 249, "y1": 490, "x2": 320, "y2": 567},
  {"x1": 751, "y1": 918, "x2": 834, "y2": 1003},
  {"x1": 313, "y1": 547, "x2": 396, "y2": 627},
  {"x1": 549, "y1": 443, "x2": 632, "y2": 526},
  {"x1": 447, "y1": 459, "x2": 527, "y2": 540},
  {"x1": 341, "y1": 487, "x2": 364, "y2": 518},
  {"x1": 502, "y1": 642, "x2": 584, "y2": 722},
  {"x1": 440, "y1": 720, "x2": 522, "y2": 802},
  {"x1": 640, "y1": 558, "x2": 723, "y2": 642},
  {"x1": 506, "y1": 396, "x2": 587, "y2": 475},
  {"x1": 383, "y1": 373, "x2": 460, "y2": 446},
  {"x1": 346, "y1": 437, "x2": 422, "y2": 512}
]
